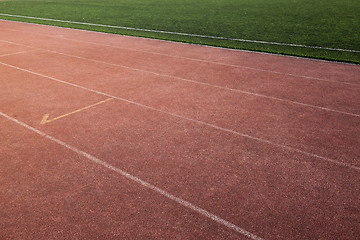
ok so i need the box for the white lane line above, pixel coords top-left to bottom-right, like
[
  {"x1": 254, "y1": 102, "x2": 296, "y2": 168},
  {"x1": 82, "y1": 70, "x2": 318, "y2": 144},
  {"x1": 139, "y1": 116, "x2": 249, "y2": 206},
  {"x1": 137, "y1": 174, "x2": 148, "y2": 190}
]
[
  {"x1": 2, "y1": 18, "x2": 360, "y2": 67},
  {"x1": 1, "y1": 61, "x2": 359, "y2": 172},
  {"x1": 0, "y1": 13, "x2": 359, "y2": 53},
  {"x1": 0, "y1": 49, "x2": 37, "y2": 58},
  {"x1": 43, "y1": 37, "x2": 360, "y2": 87},
  {"x1": 2, "y1": 39, "x2": 358, "y2": 118},
  {"x1": 0, "y1": 111, "x2": 263, "y2": 240},
  {"x1": 29, "y1": 36, "x2": 360, "y2": 87},
  {"x1": 1, "y1": 27, "x2": 359, "y2": 87},
  {"x1": 0, "y1": 39, "x2": 358, "y2": 117},
  {"x1": 46, "y1": 50, "x2": 360, "y2": 117}
]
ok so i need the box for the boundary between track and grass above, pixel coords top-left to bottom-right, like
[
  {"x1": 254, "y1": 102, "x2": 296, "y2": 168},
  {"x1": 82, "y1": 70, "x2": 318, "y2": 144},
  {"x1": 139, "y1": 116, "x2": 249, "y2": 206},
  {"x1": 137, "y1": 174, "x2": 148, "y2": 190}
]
[
  {"x1": 2, "y1": 29, "x2": 360, "y2": 85},
  {"x1": 0, "y1": 13, "x2": 359, "y2": 54},
  {"x1": 1, "y1": 19, "x2": 360, "y2": 66},
  {"x1": 0, "y1": 111, "x2": 263, "y2": 240}
]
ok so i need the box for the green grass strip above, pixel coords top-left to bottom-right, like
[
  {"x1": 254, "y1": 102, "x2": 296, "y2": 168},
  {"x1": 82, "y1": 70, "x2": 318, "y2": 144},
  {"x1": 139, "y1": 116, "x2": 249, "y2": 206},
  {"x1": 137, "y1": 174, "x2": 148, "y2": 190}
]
[{"x1": 0, "y1": 0, "x2": 359, "y2": 64}]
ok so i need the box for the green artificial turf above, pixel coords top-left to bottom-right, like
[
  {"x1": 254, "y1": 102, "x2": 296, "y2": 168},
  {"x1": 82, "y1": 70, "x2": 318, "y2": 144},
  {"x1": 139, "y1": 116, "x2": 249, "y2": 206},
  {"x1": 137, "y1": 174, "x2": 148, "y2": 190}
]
[{"x1": 0, "y1": 0, "x2": 359, "y2": 63}]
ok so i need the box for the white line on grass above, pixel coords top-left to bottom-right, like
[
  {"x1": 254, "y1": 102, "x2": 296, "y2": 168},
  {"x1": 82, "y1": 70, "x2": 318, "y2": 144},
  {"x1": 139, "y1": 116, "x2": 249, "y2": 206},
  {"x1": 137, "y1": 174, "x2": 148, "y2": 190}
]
[
  {"x1": 0, "y1": 111, "x2": 263, "y2": 240},
  {"x1": 1, "y1": 39, "x2": 357, "y2": 118},
  {"x1": 2, "y1": 18, "x2": 360, "y2": 68},
  {"x1": 0, "y1": 13, "x2": 359, "y2": 53},
  {"x1": 0, "y1": 61, "x2": 359, "y2": 172}
]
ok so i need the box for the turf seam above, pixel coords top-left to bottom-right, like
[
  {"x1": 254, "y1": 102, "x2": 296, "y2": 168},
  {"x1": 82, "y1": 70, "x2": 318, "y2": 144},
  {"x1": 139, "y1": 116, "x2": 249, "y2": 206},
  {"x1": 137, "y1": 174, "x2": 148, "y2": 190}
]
[
  {"x1": 0, "y1": 13, "x2": 359, "y2": 54},
  {"x1": 0, "y1": 111, "x2": 264, "y2": 240},
  {"x1": 1, "y1": 61, "x2": 359, "y2": 173}
]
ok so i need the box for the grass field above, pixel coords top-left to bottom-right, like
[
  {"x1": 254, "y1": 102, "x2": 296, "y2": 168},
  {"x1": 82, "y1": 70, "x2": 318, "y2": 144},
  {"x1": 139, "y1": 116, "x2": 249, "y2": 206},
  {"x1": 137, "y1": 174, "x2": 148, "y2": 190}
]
[{"x1": 0, "y1": 0, "x2": 359, "y2": 63}]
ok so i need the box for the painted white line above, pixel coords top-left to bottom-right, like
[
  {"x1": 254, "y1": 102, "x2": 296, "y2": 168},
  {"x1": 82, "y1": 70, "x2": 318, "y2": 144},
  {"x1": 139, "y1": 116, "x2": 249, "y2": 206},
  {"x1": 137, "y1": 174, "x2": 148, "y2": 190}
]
[
  {"x1": 46, "y1": 50, "x2": 360, "y2": 118},
  {"x1": 0, "y1": 49, "x2": 37, "y2": 58},
  {"x1": 0, "y1": 61, "x2": 359, "y2": 172},
  {"x1": 1, "y1": 27, "x2": 359, "y2": 87},
  {"x1": 64, "y1": 40, "x2": 360, "y2": 86},
  {"x1": 0, "y1": 111, "x2": 263, "y2": 240},
  {"x1": 2, "y1": 39, "x2": 358, "y2": 118},
  {"x1": 2, "y1": 18, "x2": 360, "y2": 67},
  {"x1": 0, "y1": 13, "x2": 359, "y2": 53}
]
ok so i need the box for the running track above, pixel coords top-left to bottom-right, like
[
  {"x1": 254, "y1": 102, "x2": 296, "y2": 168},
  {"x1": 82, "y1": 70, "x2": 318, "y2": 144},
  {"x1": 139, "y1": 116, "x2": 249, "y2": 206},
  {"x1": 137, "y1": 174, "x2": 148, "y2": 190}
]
[{"x1": 0, "y1": 20, "x2": 359, "y2": 239}]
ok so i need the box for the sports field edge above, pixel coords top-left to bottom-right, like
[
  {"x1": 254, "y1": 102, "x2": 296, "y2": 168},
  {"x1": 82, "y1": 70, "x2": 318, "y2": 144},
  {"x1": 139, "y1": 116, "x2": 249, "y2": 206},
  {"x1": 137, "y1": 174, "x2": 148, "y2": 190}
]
[{"x1": 0, "y1": 16, "x2": 359, "y2": 65}]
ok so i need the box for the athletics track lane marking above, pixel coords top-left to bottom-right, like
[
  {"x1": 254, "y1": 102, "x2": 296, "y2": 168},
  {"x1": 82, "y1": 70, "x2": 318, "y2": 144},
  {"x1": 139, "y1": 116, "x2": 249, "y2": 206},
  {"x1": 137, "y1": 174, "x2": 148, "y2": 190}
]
[
  {"x1": 40, "y1": 97, "x2": 114, "y2": 124},
  {"x1": 0, "y1": 49, "x2": 38, "y2": 58},
  {"x1": 0, "y1": 111, "x2": 264, "y2": 240},
  {"x1": 0, "y1": 60, "x2": 359, "y2": 172},
  {"x1": 1, "y1": 26, "x2": 359, "y2": 87},
  {"x1": 0, "y1": 39, "x2": 359, "y2": 118},
  {"x1": 0, "y1": 13, "x2": 359, "y2": 53}
]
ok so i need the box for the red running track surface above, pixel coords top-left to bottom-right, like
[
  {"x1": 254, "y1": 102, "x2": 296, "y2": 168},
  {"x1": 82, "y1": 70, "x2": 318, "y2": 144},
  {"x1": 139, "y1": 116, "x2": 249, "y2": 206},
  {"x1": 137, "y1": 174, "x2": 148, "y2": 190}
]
[{"x1": 0, "y1": 20, "x2": 359, "y2": 240}]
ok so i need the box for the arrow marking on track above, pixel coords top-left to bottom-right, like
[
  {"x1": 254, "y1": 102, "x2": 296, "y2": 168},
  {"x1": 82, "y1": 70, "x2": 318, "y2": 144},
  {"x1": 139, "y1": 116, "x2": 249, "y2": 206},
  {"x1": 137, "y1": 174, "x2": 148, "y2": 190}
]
[{"x1": 41, "y1": 97, "x2": 114, "y2": 124}]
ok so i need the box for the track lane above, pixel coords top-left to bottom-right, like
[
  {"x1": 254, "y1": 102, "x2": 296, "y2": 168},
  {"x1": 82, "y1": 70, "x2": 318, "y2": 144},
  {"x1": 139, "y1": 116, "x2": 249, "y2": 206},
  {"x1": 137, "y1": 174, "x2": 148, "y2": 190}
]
[
  {"x1": 1, "y1": 20, "x2": 359, "y2": 240},
  {"x1": 0, "y1": 117, "x2": 249, "y2": 240},
  {"x1": 1, "y1": 20, "x2": 359, "y2": 85},
  {"x1": 0, "y1": 51, "x2": 359, "y2": 166},
  {"x1": 1, "y1": 26, "x2": 360, "y2": 116},
  {"x1": 1, "y1": 61, "x2": 359, "y2": 239}
]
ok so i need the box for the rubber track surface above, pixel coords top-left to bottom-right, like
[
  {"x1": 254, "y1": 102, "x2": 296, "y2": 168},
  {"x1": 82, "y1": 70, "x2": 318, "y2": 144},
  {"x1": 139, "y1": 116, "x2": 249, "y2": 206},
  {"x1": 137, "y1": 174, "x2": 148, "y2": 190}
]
[{"x1": 0, "y1": 20, "x2": 359, "y2": 240}]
